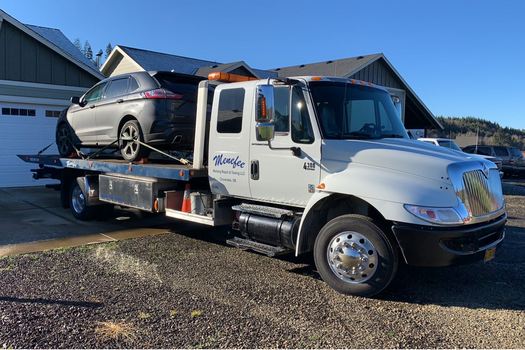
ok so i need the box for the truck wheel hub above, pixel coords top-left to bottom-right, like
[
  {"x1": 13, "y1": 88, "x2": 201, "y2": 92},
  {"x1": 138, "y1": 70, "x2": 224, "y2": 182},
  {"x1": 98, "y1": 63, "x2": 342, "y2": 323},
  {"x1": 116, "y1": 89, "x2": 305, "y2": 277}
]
[{"x1": 327, "y1": 231, "x2": 378, "y2": 284}]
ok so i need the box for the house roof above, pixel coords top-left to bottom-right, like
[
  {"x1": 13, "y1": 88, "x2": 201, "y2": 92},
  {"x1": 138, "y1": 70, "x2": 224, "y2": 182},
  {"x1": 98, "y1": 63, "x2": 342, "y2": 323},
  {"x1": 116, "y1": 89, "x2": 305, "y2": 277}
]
[
  {"x1": 273, "y1": 53, "x2": 382, "y2": 78},
  {"x1": 118, "y1": 46, "x2": 221, "y2": 75},
  {"x1": 102, "y1": 45, "x2": 277, "y2": 79},
  {"x1": 0, "y1": 9, "x2": 104, "y2": 80}
]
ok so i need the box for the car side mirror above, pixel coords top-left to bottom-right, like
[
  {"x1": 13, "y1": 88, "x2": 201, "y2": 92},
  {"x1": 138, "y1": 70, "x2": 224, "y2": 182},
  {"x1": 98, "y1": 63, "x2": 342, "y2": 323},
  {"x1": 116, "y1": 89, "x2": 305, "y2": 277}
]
[
  {"x1": 70, "y1": 96, "x2": 80, "y2": 105},
  {"x1": 255, "y1": 85, "x2": 275, "y2": 142}
]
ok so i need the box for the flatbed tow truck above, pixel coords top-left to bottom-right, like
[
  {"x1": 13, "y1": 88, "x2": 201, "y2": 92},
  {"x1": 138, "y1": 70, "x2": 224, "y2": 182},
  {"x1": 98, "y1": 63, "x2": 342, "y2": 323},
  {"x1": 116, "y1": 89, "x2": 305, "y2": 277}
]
[{"x1": 19, "y1": 73, "x2": 506, "y2": 297}]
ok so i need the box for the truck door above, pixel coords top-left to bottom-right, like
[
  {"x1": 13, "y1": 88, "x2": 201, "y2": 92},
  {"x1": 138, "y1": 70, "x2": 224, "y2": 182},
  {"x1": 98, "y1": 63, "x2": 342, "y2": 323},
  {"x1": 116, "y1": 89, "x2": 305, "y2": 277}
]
[
  {"x1": 249, "y1": 85, "x2": 321, "y2": 207},
  {"x1": 208, "y1": 85, "x2": 252, "y2": 198}
]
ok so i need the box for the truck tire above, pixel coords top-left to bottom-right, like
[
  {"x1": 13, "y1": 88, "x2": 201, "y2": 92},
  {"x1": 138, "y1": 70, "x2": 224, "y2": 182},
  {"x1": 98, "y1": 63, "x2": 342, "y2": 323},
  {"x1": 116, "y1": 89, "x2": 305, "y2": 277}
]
[
  {"x1": 119, "y1": 120, "x2": 149, "y2": 162},
  {"x1": 69, "y1": 181, "x2": 95, "y2": 221},
  {"x1": 314, "y1": 214, "x2": 398, "y2": 297}
]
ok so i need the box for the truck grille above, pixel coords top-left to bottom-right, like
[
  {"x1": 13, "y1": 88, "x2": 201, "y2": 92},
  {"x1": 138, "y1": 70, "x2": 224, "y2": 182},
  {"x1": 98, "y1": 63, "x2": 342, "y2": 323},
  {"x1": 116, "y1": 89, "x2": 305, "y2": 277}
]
[{"x1": 461, "y1": 169, "x2": 504, "y2": 217}]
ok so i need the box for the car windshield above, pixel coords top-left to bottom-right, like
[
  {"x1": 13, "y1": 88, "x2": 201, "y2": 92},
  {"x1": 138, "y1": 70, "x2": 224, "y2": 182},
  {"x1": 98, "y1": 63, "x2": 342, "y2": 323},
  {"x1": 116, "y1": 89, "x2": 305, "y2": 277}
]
[
  {"x1": 309, "y1": 81, "x2": 408, "y2": 140},
  {"x1": 437, "y1": 140, "x2": 462, "y2": 152}
]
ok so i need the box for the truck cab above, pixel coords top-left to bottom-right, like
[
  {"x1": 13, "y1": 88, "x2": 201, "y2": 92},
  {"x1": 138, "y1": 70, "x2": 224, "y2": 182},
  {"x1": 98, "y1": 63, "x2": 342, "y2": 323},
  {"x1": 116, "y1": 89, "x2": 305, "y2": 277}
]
[{"x1": 207, "y1": 76, "x2": 506, "y2": 296}]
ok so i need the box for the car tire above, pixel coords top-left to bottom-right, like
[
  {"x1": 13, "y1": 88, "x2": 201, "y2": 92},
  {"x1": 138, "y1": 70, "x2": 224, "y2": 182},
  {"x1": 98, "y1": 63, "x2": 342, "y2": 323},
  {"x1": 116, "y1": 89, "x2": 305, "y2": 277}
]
[
  {"x1": 313, "y1": 214, "x2": 398, "y2": 297},
  {"x1": 69, "y1": 181, "x2": 96, "y2": 221},
  {"x1": 119, "y1": 120, "x2": 149, "y2": 162},
  {"x1": 56, "y1": 123, "x2": 75, "y2": 157}
]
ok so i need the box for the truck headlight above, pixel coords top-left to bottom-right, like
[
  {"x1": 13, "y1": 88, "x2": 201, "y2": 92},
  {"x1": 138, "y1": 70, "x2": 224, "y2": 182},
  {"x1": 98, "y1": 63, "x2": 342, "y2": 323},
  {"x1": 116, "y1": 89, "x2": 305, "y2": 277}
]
[{"x1": 404, "y1": 204, "x2": 464, "y2": 225}]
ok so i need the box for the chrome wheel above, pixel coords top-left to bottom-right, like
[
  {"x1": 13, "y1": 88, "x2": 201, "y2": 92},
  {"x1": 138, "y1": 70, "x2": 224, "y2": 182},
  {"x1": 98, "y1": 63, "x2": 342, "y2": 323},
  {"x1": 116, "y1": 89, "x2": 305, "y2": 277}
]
[
  {"x1": 57, "y1": 125, "x2": 71, "y2": 155},
  {"x1": 71, "y1": 185, "x2": 86, "y2": 215},
  {"x1": 120, "y1": 124, "x2": 139, "y2": 158},
  {"x1": 327, "y1": 231, "x2": 378, "y2": 284}
]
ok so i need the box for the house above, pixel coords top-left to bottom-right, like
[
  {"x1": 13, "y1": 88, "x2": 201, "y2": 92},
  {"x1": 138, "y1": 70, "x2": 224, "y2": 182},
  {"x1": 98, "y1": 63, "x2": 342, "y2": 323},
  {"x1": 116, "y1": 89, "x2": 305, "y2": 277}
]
[
  {"x1": 102, "y1": 46, "x2": 440, "y2": 133},
  {"x1": 101, "y1": 45, "x2": 276, "y2": 79},
  {"x1": 273, "y1": 54, "x2": 441, "y2": 131},
  {"x1": 0, "y1": 9, "x2": 104, "y2": 187}
]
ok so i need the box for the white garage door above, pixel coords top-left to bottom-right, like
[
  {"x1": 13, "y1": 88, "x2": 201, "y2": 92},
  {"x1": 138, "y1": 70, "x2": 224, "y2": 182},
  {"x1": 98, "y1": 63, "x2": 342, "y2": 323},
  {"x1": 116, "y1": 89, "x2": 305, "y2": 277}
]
[{"x1": 0, "y1": 102, "x2": 63, "y2": 187}]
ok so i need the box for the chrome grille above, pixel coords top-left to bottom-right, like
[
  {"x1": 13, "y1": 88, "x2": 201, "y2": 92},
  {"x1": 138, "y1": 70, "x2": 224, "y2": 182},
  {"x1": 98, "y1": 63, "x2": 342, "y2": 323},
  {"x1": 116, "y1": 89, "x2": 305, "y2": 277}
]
[{"x1": 461, "y1": 169, "x2": 504, "y2": 217}]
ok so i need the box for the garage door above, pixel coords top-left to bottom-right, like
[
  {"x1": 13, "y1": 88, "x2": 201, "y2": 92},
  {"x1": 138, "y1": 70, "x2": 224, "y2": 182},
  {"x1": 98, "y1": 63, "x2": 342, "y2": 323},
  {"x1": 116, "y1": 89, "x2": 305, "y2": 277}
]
[{"x1": 0, "y1": 102, "x2": 63, "y2": 187}]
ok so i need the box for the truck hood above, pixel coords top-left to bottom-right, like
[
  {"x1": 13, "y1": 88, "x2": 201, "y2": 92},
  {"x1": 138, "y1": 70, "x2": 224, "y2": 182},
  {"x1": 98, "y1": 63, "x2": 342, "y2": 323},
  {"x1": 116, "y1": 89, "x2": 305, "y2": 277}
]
[{"x1": 322, "y1": 138, "x2": 490, "y2": 183}]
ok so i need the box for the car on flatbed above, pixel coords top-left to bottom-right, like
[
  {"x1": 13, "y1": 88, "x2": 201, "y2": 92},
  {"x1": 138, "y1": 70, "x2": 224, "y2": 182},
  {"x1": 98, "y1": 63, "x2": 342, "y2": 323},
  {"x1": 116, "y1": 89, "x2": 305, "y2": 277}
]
[
  {"x1": 56, "y1": 71, "x2": 205, "y2": 161},
  {"x1": 22, "y1": 73, "x2": 506, "y2": 297}
]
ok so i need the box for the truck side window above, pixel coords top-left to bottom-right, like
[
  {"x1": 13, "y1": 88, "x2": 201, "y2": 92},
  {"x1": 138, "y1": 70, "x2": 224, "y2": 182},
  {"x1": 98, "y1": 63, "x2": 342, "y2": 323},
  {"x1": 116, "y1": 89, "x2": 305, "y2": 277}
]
[
  {"x1": 274, "y1": 86, "x2": 290, "y2": 132},
  {"x1": 217, "y1": 88, "x2": 245, "y2": 133},
  {"x1": 291, "y1": 86, "x2": 314, "y2": 144}
]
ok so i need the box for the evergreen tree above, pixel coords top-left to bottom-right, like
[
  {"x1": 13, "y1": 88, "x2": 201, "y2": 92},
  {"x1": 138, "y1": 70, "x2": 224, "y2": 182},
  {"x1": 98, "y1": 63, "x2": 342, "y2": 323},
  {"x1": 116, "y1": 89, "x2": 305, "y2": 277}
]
[
  {"x1": 74, "y1": 38, "x2": 81, "y2": 51},
  {"x1": 105, "y1": 43, "x2": 113, "y2": 58},
  {"x1": 84, "y1": 41, "x2": 93, "y2": 60}
]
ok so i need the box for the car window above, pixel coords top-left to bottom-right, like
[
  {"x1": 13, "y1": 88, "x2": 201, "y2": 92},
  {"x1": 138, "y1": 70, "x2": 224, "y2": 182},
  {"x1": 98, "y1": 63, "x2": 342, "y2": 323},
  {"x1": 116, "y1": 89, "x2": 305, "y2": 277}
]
[
  {"x1": 510, "y1": 147, "x2": 523, "y2": 158},
  {"x1": 463, "y1": 146, "x2": 475, "y2": 153},
  {"x1": 154, "y1": 73, "x2": 201, "y2": 118},
  {"x1": 291, "y1": 86, "x2": 314, "y2": 144},
  {"x1": 83, "y1": 83, "x2": 107, "y2": 103},
  {"x1": 217, "y1": 88, "x2": 245, "y2": 134},
  {"x1": 494, "y1": 147, "x2": 509, "y2": 157},
  {"x1": 128, "y1": 77, "x2": 140, "y2": 92},
  {"x1": 477, "y1": 146, "x2": 492, "y2": 156},
  {"x1": 274, "y1": 86, "x2": 290, "y2": 133},
  {"x1": 105, "y1": 78, "x2": 129, "y2": 99}
]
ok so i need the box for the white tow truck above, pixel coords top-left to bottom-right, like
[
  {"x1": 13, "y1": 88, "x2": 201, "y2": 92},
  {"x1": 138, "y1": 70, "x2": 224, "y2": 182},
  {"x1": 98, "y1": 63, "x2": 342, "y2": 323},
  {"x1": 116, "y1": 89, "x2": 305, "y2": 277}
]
[{"x1": 20, "y1": 73, "x2": 506, "y2": 296}]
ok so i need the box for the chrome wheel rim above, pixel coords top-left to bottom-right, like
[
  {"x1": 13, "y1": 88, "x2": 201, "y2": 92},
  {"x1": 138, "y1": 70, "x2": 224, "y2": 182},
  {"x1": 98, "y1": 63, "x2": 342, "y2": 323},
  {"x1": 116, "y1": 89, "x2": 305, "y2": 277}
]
[
  {"x1": 120, "y1": 124, "x2": 139, "y2": 158},
  {"x1": 327, "y1": 231, "x2": 378, "y2": 284},
  {"x1": 57, "y1": 126, "x2": 70, "y2": 155},
  {"x1": 71, "y1": 185, "x2": 85, "y2": 214}
]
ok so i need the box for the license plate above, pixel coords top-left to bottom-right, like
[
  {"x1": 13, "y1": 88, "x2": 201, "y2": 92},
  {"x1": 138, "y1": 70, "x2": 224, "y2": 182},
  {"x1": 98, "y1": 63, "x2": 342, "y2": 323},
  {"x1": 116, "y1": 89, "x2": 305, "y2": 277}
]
[{"x1": 484, "y1": 247, "x2": 496, "y2": 262}]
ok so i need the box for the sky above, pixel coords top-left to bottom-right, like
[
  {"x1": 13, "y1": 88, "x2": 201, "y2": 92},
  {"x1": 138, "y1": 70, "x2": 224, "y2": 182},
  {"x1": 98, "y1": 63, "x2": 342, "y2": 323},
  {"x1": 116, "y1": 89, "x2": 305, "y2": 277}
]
[{"x1": 2, "y1": 0, "x2": 524, "y2": 129}]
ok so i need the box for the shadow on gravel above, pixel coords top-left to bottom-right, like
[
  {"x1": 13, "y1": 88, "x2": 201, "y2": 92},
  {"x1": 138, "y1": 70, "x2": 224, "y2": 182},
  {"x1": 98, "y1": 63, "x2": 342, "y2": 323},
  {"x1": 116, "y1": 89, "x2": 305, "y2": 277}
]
[{"x1": 0, "y1": 296, "x2": 103, "y2": 308}]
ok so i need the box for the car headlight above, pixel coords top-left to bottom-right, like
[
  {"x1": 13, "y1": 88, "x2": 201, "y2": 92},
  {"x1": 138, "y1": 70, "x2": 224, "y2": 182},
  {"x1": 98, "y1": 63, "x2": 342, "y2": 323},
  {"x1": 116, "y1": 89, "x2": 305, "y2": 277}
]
[{"x1": 404, "y1": 204, "x2": 464, "y2": 225}]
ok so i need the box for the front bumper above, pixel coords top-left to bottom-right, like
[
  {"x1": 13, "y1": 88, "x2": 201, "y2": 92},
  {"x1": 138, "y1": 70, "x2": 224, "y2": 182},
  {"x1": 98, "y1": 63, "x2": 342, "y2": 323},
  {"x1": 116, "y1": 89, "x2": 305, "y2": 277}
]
[{"x1": 391, "y1": 213, "x2": 506, "y2": 267}]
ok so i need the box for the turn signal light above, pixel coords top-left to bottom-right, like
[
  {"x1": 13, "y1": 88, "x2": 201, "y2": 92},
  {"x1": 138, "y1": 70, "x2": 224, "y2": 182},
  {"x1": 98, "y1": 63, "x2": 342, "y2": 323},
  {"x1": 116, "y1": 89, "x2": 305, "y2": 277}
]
[
  {"x1": 316, "y1": 183, "x2": 326, "y2": 189},
  {"x1": 208, "y1": 72, "x2": 257, "y2": 83}
]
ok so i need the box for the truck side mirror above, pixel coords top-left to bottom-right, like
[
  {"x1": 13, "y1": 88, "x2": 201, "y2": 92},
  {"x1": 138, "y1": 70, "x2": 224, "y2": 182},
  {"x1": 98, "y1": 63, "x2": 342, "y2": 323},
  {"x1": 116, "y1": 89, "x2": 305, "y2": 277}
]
[
  {"x1": 70, "y1": 96, "x2": 81, "y2": 105},
  {"x1": 255, "y1": 85, "x2": 275, "y2": 141}
]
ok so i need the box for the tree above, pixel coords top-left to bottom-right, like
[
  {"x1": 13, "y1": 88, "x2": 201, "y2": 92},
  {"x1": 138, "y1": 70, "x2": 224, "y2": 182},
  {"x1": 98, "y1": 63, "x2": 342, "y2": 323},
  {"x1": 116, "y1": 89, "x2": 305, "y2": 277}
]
[
  {"x1": 83, "y1": 41, "x2": 93, "y2": 60},
  {"x1": 73, "y1": 38, "x2": 81, "y2": 51},
  {"x1": 105, "y1": 43, "x2": 113, "y2": 58}
]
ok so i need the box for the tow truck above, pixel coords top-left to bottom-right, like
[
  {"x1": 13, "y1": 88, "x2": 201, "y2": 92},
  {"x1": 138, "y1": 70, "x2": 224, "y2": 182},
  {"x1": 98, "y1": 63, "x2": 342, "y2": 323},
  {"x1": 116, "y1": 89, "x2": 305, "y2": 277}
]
[{"x1": 19, "y1": 72, "x2": 506, "y2": 297}]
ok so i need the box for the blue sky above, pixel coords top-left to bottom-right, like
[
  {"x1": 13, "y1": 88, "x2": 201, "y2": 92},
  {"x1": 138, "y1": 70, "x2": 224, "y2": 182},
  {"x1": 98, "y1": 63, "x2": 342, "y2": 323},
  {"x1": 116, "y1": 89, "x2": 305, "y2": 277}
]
[{"x1": 2, "y1": 0, "x2": 524, "y2": 129}]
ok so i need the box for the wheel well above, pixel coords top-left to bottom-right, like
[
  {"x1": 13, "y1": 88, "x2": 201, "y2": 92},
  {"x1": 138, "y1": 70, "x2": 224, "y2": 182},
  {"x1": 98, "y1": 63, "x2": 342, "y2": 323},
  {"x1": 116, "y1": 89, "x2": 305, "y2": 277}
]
[
  {"x1": 297, "y1": 194, "x2": 395, "y2": 255},
  {"x1": 117, "y1": 115, "x2": 138, "y2": 138}
]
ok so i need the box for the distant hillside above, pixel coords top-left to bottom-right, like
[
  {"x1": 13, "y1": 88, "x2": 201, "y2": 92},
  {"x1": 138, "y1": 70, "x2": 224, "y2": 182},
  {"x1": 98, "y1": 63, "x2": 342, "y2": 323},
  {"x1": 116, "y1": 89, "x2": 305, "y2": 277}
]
[{"x1": 427, "y1": 116, "x2": 525, "y2": 150}]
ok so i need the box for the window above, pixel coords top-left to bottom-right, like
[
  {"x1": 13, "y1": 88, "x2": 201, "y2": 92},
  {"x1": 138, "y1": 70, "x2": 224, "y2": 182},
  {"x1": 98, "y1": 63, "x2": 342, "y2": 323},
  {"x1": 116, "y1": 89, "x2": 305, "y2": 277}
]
[
  {"x1": 510, "y1": 147, "x2": 523, "y2": 159},
  {"x1": 476, "y1": 146, "x2": 492, "y2": 156},
  {"x1": 217, "y1": 88, "x2": 245, "y2": 133},
  {"x1": 154, "y1": 73, "x2": 202, "y2": 119},
  {"x1": 274, "y1": 86, "x2": 290, "y2": 132},
  {"x1": 105, "y1": 78, "x2": 129, "y2": 99},
  {"x1": 494, "y1": 147, "x2": 509, "y2": 157},
  {"x1": 45, "y1": 110, "x2": 62, "y2": 118},
  {"x1": 310, "y1": 82, "x2": 407, "y2": 140},
  {"x1": 291, "y1": 86, "x2": 314, "y2": 144},
  {"x1": 83, "y1": 82, "x2": 107, "y2": 103},
  {"x1": 128, "y1": 77, "x2": 139, "y2": 92},
  {"x1": 1, "y1": 107, "x2": 36, "y2": 117}
]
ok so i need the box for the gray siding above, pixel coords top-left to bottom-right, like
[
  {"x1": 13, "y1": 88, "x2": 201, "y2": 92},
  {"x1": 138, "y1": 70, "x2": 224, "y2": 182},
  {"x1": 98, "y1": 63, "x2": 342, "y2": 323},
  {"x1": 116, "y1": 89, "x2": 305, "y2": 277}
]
[
  {"x1": 0, "y1": 22, "x2": 98, "y2": 87},
  {"x1": 349, "y1": 60, "x2": 403, "y2": 90}
]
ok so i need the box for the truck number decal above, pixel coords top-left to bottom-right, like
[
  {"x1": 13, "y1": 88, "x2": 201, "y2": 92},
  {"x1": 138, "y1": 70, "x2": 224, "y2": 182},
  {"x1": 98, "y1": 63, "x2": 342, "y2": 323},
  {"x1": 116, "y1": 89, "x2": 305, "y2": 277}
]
[{"x1": 303, "y1": 162, "x2": 315, "y2": 171}]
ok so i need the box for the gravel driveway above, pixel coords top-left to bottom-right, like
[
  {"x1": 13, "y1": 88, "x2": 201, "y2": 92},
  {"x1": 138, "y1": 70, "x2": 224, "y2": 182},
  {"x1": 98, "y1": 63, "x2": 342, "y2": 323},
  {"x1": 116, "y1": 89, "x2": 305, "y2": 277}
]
[{"x1": 1, "y1": 190, "x2": 524, "y2": 348}]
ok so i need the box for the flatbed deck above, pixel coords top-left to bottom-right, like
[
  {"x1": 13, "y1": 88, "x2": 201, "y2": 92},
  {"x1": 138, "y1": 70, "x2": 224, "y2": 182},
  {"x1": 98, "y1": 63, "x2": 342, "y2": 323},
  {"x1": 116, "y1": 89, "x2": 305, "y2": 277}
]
[{"x1": 18, "y1": 154, "x2": 207, "y2": 181}]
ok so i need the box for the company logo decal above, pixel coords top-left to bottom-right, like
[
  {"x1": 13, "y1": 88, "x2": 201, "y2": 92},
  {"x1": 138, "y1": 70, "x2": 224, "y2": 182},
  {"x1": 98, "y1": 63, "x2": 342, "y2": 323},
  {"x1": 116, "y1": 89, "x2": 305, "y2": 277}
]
[{"x1": 213, "y1": 154, "x2": 246, "y2": 169}]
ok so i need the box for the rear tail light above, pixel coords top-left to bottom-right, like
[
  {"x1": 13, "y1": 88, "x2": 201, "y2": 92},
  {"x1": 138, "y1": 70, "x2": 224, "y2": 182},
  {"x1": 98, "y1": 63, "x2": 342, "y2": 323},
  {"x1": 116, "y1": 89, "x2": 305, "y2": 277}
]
[{"x1": 142, "y1": 88, "x2": 183, "y2": 100}]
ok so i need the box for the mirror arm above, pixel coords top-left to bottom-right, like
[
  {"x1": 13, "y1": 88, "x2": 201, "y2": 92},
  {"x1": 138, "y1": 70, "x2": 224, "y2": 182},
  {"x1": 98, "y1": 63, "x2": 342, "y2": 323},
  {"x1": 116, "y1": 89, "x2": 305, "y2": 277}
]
[{"x1": 267, "y1": 141, "x2": 302, "y2": 157}]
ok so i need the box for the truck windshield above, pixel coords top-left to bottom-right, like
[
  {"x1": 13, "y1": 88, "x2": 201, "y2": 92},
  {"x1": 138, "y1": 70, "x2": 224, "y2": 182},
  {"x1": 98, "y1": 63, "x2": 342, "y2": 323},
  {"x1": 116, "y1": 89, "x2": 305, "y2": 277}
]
[
  {"x1": 437, "y1": 140, "x2": 462, "y2": 152},
  {"x1": 309, "y1": 81, "x2": 408, "y2": 140}
]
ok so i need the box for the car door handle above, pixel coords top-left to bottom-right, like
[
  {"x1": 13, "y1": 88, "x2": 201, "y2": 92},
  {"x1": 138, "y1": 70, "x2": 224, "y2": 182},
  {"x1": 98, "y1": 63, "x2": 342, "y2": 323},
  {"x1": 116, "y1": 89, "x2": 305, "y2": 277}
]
[
  {"x1": 116, "y1": 99, "x2": 124, "y2": 103},
  {"x1": 251, "y1": 160, "x2": 259, "y2": 180},
  {"x1": 89, "y1": 104, "x2": 96, "y2": 109}
]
